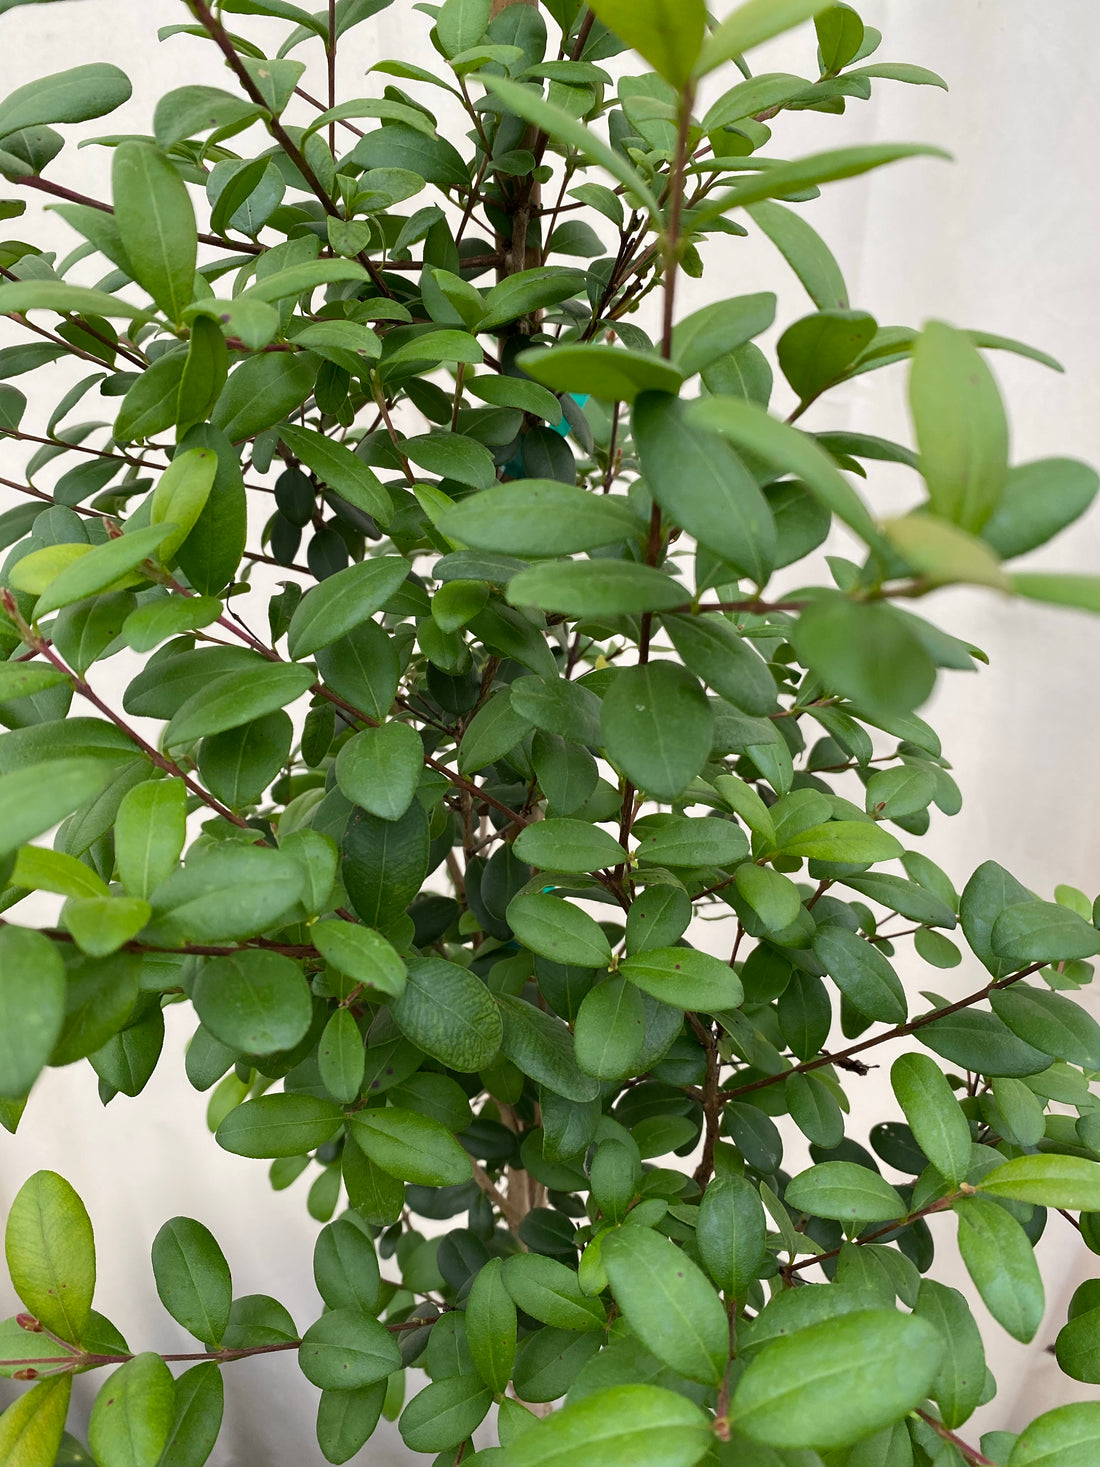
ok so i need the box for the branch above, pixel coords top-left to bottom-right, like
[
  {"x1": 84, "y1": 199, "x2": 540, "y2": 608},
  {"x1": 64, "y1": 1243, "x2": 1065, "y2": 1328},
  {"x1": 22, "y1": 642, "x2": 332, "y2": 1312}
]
[
  {"x1": 721, "y1": 961, "x2": 1048, "y2": 1103},
  {"x1": 916, "y1": 1409, "x2": 995, "y2": 1466}
]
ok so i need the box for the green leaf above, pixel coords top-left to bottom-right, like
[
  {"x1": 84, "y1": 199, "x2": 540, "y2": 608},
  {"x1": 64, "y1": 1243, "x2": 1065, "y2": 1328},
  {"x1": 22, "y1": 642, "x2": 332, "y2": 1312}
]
[
  {"x1": 215, "y1": 1093, "x2": 343, "y2": 1158},
  {"x1": 602, "y1": 1227, "x2": 728, "y2": 1385},
  {"x1": 920, "y1": 1005, "x2": 1050, "y2": 1079},
  {"x1": 0, "y1": 661, "x2": 68, "y2": 701},
  {"x1": 991, "y1": 984, "x2": 1100, "y2": 1069},
  {"x1": 20, "y1": 524, "x2": 177, "y2": 618},
  {"x1": 0, "y1": 63, "x2": 131, "y2": 134},
  {"x1": 508, "y1": 560, "x2": 688, "y2": 618},
  {"x1": 0, "y1": 1377, "x2": 71, "y2": 1467},
  {"x1": 493, "y1": 1384, "x2": 711, "y2": 1467},
  {"x1": 634, "y1": 391, "x2": 774, "y2": 583},
  {"x1": 10, "y1": 845, "x2": 109, "y2": 900},
  {"x1": 503, "y1": 1253, "x2": 606, "y2": 1332},
  {"x1": 121, "y1": 595, "x2": 224, "y2": 653},
  {"x1": 914, "y1": 1278, "x2": 985, "y2": 1430},
  {"x1": 436, "y1": 0, "x2": 492, "y2": 58},
  {"x1": 785, "y1": 1161, "x2": 904, "y2": 1223},
  {"x1": 63, "y1": 896, "x2": 151, "y2": 957},
  {"x1": 1008, "y1": 1404, "x2": 1100, "y2": 1467},
  {"x1": 157, "y1": 1361, "x2": 224, "y2": 1467},
  {"x1": 663, "y1": 616, "x2": 777, "y2": 716},
  {"x1": 348, "y1": 1107, "x2": 472, "y2": 1186},
  {"x1": 0, "y1": 927, "x2": 65, "y2": 1098},
  {"x1": 298, "y1": 1308, "x2": 401, "y2": 1391},
  {"x1": 150, "y1": 448, "x2": 219, "y2": 564},
  {"x1": 466, "y1": 1256, "x2": 516, "y2": 1393},
  {"x1": 479, "y1": 268, "x2": 586, "y2": 334},
  {"x1": 516, "y1": 343, "x2": 682, "y2": 403},
  {"x1": 440, "y1": 481, "x2": 641, "y2": 557},
  {"x1": 779, "y1": 819, "x2": 903, "y2": 864},
  {"x1": 481, "y1": 76, "x2": 661, "y2": 222},
  {"x1": 729, "y1": 1309, "x2": 944, "y2": 1450},
  {"x1": 792, "y1": 596, "x2": 936, "y2": 717},
  {"x1": 620, "y1": 946, "x2": 743, "y2": 1012},
  {"x1": 816, "y1": 3, "x2": 863, "y2": 70},
  {"x1": 955, "y1": 1194, "x2": 1044, "y2": 1342},
  {"x1": 310, "y1": 921, "x2": 406, "y2": 999},
  {"x1": 508, "y1": 893, "x2": 612, "y2": 969},
  {"x1": 990, "y1": 901, "x2": 1100, "y2": 964},
  {"x1": 697, "y1": 1173, "x2": 767, "y2": 1297},
  {"x1": 389, "y1": 955, "x2": 502, "y2": 1070},
  {"x1": 113, "y1": 779, "x2": 185, "y2": 903},
  {"x1": 513, "y1": 818, "x2": 626, "y2": 874},
  {"x1": 0, "y1": 279, "x2": 152, "y2": 321},
  {"x1": 687, "y1": 396, "x2": 884, "y2": 551},
  {"x1": 286, "y1": 556, "x2": 408, "y2": 659},
  {"x1": 317, "y1": 1008, "x2": 366, "y2": 1106},
  {"x1": 210, "y1": 352, "x2": 316, "y2": 443},
  {"x1": 734, "y1": 863, "x2": 803, "y2": 933},
  {"x1": 909, "y1": 321, "x2": 1009, "y2": 532},
  {"x1": 1012, "y1": 571, "x2": 1100, "y2": 615},
  {"x1": 847, "y1": 61, "x2": 949, "y2": 88},
  {"x1": 150, "y1": 1217, "x2": 232, "y2": 1346},
  {"x1": 586, "y1": 0, "x2": 705, "y2": 87},
  {"x1": 600, "y1": 662, "x2": 713, "y2": 801},
  {"x1": 812, "y1": 924, "x2": 906, "y2": 1024},
  {"x1": 342, "y1": 805, "x2": 429, "y2": 929},
  {"x1": 497, "y1": 994, "x2": 600, "y2": 1103},
  {"x1": 279, "y1": 424, "x2": 391, "y2": 526},
  {"x1": 164, "y1": 661, "x2": 315, "y2": 747},
  {"x1": 398, "y1": 1376, "x2": 492, "y2": 1453},
  {"x1": 746, "y1": 200, "x2": 849, "y2": 311},
  {"x1": 112, "y1": 142, "x2": 196, "y2": 324},
  {"x1": 981, "y1": 458, "x2": 1099, "y2": 560},
  {"x1": 314, "y1": 1219, "x2": 380, "y2": 1315},
  {"x1": 978, "y1": 1154, "x2": 1100, "y2": 1213},
  {"x1": 698, "y1": 0, "x2": 840, "y2": 74},
  {"x1": 779, "y1": 310, "x2": 877, "y2": 403},
  {"x1": 192, "y1": 949, "x2": 312, "y2": 1056},
  {"x1": 335, "y1": 720, "x2": 423, "y2": 822},
  {"x1": 574, "y1": 976, "x2": 646, "y2": 1080},
  {"x1": 153, "y1": 85, "x2": 264, "y2": 147},
  {"x1": 890, "y1": 1053, "x2": 971, "y2": 1186},
  {"x1": 672, "y1": 293, "x2": 777, "y2": 378},
  {"x1": 0, "y1": 758, "x2": 125, "y2": 862},
  {"x1": 4, "y1": 1170, "x2": 94, "y2": 1342}
]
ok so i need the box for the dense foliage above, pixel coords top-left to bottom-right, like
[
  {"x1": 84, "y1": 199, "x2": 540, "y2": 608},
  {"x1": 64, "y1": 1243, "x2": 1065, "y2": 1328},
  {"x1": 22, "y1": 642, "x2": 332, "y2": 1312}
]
[{"x1": 2, "y1": 0, "x2": 1100, "y2": 1463}]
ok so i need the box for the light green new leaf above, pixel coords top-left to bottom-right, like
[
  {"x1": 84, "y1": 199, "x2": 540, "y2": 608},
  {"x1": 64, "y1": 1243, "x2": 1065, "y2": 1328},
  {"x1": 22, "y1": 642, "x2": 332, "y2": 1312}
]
[
  {"x1": 5, "y1": 1170, "x2": 95, "y2": 1343},
  {"x1": 730, "y1": 1309, "x2": 944, "y2": 1450},
  {"x1": 112, "y1": 142, "x2": 196, "y2": 324},
  {"x1": 88, "y1": 1353, "x2": 178, "y2": 1467},
  {"x1": 587, "y1": 0, "x2": 705, "y2": 87},
  {"x1": 1012, "y1": 572, "x2": 1100, "y2": 615},
  {"x1": 63, "y1": 896, "x2": 151, "y2": 957},
  {"x1": 602, "y1": 1227, "x2": 729, "y2": 1385},
  {"x1": 150, "y1": 1217, "x2": 232, "y2": 1346},
  {"x1": 884, "y1": 513, "x2": 1010, "y2": 591},
  {"x1": 978, "y1": 1155, "x2": 1100, "y2": 1213},
  {"x1": 0, "y1": 926, "x2": 65, "y2": 1100},
  {"x1": 114, "y1": 778, "x2": 186, "y2": 901},
  {"x1": 0, "y1": 280, "x2": 152, "y2": 321},
  {"x1": 0, "y1": 1376, "x2": 72, "y2": 1467},
  {"x1": 909, "y1": 321, "x2": 1009, "y2": 532},
  {"x1": 18, "y1": 524, "x2": 176, "y2": 617},
  {"x1": 891, "y1": 1053, "x2": 971, "y2": 1186},
  {"x1": 697, "y1": 0, "x2": 838, "y2": 75},
  {"x1": 150, "y1": 449, "x2": 218, "y2": 564}
]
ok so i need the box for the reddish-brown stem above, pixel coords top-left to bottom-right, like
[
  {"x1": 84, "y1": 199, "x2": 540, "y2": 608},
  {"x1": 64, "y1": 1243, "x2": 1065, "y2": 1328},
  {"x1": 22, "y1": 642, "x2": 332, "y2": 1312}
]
[{"x1": 916, "y1": 1409, "x2": 995, "y2": 1466}]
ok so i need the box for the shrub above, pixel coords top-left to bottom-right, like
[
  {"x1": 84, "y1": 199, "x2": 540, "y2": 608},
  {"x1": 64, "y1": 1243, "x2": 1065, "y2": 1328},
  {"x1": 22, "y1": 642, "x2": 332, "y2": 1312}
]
[{"x1": 1, "y1": 1, "x2": 1100, "y2": 1464}]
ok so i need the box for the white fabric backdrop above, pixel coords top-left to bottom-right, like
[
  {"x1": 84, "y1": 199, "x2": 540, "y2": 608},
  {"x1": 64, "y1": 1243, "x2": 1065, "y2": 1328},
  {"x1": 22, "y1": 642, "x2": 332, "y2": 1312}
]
[{"x1": 2, "y1": 1, "x2": 1099, "y2": 1459}]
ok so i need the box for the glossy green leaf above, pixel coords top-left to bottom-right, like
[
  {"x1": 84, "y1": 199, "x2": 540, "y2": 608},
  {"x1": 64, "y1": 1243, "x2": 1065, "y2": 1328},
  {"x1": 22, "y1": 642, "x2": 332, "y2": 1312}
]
[
  {"x1": 792, "y1": 597, "x2": 936, "y2": 717},
  {"x1": 440, "y1": 481, "x2": 641, "y2": 556},
  {"x1": 978, "y1": 1154, "x2": 1100, "y2": 1213},
  {"x1": 990, "y1": 901, "x2": 1100, "y2": 964},
  {"x1": 0, "y1": 759, "x2": 124, "y2": 863},
  {"x1": 150, "y1": 1217, "x2": 232, "y2": 1346},
  {"x1": 310, "y1": 921, "x2": 406, "y2": 999},
  {"x1": 112, "y1": 142, "x2": 196, "y2": 324},
  {"x1": 785, "y1": 1161, "x2": 904, "y2": 1224},
  {"x1": 210, "y1": 352, "x2": 316, "y2": 442},
  {"x1": 513, "y1": 818, "x2": 626, "y2": 874},
  {"x1": 698, "y1": 0, "x2": 839, "y2": 74},
  {"x1": 88, "y1": 1353, "x2": 175, "y2": 1466},
  {"x1": 286, "y1": 557, "x2": 409, "y2": 659},
  {"x1": 602, "y1": 1226, "x2": 729, "y2": 1385},
  {"x1": 600, "y1": 662, "x2": 713, "y2": 801},
  {"x1": 729, "y1": 1309, "x2": 944, "y2": 1450},
  {"x1": 517, "y1": 344, "x2": 682, "y2": 403},
  {"x1": 0, "y1": 1376, "x2": 71, "y2": 1467},
  {"x1": 955, "y1": 1194, "x2": 1044, "y2": 1342},
  {"x1": 215, "y1": 1093, "x2": 344, "y2": 1158},
  {"x1": 298, "y1": 1308, "x2": 401, "y2": 1391},
  {"x1": 508, "y1": 893, "x2": 612, "y2": 968},
  {"x1": 497, "y1": 994, "x2": 600, "y2": 1103},
  {"x1": 314, "y1": 1219, "x2": 380, "y2": 1316},
  {"x1": 573, "y1": 976, "x2": 646, "y2": 1080},
  {"x1": 279, "y1": 424, "x2": 391, "y2": 526},
  {"x1": 157, "y1": 1361, "x2": 223, "y2": 1467},
  {"x1": 620, "y1": 946, "x2": 743, "y2": 1012},
  {"x1": 991, "y1": 984, "x2": 1100, "y2": 1069},
  {"x1": 914, "y1": 1278, "x2": 986, "y2": 1429},
  {"x1": 746, "y1": 200, "x2": 849, "y2": 311},
  {"x1": 508, "y1": 560, "x2": 689, "y2": 618},
  {"x1": 1008, "y1": 1403, "x2": 1100, "y2": 1467},
  {"x1": 697, "y1": 1173, "x2": 767, "y2": 1297},
  {"x1": 389, "y1": 954, "x2": 502, "y2": 1070},
  {"x1": 0, "y1": 63, "x2": 131, "y2": 134},
  {"x1": 164, "y1": 661, "x2": 315, "y2": 747},
  {"x1": 495, "y1": 1385, "x2": 711, "y2": 1467},
  {"x1": 348, "y1": 1107, "x2": 472, "y2": 1186},
  {"x1": 465, "y1": 1255, "x2": 516, "y2": 1393},
  {"x1": 890, "y1": 1053, "x2": 971, "y2": 1186},
  {"x1": 587, "y1": 0, "x2": 704, "y2": 86},
  {"x1": 149, "y1": 449, "x2": 218, "y2": 564},
  {"x1": 503, "y1": 1253, "x2": 606, "y2": 1332},
  {"x1": 192, "y1": 949, "x2": 312, "y2": 1056},
  {"x1": 335, "y1": 720, "x2": 423, "y2": 822},
  {"x1": 0, "y1": 926, "x2": 65, "y2": 1098}
]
